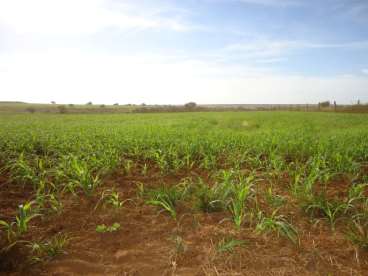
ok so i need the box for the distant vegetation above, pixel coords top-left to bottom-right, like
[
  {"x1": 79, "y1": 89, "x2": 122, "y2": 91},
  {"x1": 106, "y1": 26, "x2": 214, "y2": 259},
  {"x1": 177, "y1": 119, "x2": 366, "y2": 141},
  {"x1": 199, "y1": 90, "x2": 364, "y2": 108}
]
[{"x1": 1, "y1": 101, "x2": 368, "y2": 114}]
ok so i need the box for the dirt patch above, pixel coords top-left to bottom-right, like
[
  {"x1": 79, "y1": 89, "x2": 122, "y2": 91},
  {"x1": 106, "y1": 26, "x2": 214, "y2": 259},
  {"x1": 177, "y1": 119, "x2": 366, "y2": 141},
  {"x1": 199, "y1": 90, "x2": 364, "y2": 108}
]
[{"x1": 0, "y1": 169, "x2": 367, "y2": 275}]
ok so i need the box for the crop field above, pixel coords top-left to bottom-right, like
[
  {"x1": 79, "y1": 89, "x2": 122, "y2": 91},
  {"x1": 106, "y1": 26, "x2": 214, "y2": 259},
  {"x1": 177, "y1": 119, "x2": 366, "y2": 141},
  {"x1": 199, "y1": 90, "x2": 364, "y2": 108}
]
[{"x1": 1, "y1": 111, "x2": 368, "y2": 275}]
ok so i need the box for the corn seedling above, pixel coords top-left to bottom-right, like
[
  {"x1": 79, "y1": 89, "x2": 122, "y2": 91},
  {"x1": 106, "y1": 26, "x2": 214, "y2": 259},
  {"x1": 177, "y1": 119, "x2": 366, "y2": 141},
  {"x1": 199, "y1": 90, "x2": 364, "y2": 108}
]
[
  {"x1": 14, "y1": 201, "x2": 40, "y2": 236},
  {"x1": 194, "y1": 179, "x2": 227, "y2": 213},
  {"x1": 346, "y1": 218, "x2": 368, "y2": 250},
  {"x1": 303, "y1": 194, "x2": 351, "y2": 230},
  {"x1": 256, "y1": 210, "x2": 298, "y2": 244},
  {"x1": 227, "y1": 176, "x2": 254, "y2": 229},
  {"x1": 265, "y1": 187, "x2": 286, "y2": 208},
  {"x1": 123, "y1": 159, "x2": 134, "y2": 175},
  {"x1": 216, "y1": 237, "x2": 247, "y2": 253},
  {"x1": 27, "y1": 233, "x2": 69, "y2": 263},
  {"x1": 145, "y1": 184, "x2": 187, "y2": 219}
]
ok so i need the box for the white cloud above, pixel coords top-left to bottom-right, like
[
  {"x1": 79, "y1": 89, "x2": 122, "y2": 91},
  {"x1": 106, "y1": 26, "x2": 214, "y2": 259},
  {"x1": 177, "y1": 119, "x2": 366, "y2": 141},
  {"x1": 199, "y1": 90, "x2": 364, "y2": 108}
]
[
  {"x1": 362, "y1": 69, "x2": 368, "y2": 75},
  {"x1": 0, "y1": 49, "x2": 367, "y2": 105},
  {"x1": 0, "y1": 0, "x2": 194, "y2": 35},
  {"x1": 221, "y1": 40, "x2": 368, "y2": 62}
]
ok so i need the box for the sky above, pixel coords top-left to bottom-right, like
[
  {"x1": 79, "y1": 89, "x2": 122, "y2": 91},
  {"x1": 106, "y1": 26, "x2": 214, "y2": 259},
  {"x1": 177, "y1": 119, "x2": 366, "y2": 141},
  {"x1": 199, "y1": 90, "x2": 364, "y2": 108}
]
[{"x1": 0, "y1": 0, "x2": 367, "y2": 105}]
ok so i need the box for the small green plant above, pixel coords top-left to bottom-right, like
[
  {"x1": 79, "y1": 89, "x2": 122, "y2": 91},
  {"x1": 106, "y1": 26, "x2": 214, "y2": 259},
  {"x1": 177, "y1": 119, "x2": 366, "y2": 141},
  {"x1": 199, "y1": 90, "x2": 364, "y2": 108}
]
[
  {"x1": 228, "y1": 176, "x2": 253, "y2": 229},
  {"x1": 216, "y1": 237, "x2": 247, "y2": 253},
  {"x1": 95, "y1": 222, "x2": 121, "y2": 233},
  {"x1": 95, "y1": 188, "x2": 129, "y2": 210},
  {"x1": 348, "y1": 184, "x2": 367, "y2": 205},
  {"x1": 141, "y1": 163, "x2": 148, "y2": 176},
  {"x1": 60, "y1": 156, "x2": 101, "y2": 196},
  {"x1": 265, "y1": 187, "x2": 286, "y2": 208},
  {"x1": 35, "y1": 193, "x2": 63, "y2": 215},
  {"x1": 0, "y1": 220, "x2": 17, "y2": 244},
  {"x1": 145, "y1": 184, "x2": 187, "y2": 219},
  {"x1": 27, "y1": 233, "x2": 69, "y2": 263},
  {"x1": 256, "y1": 210, "x2": 298, "y2": 244},
  {"x1": 171, "y1": 235, "x2": 187, "y2": 255},
  {"x1": 194, "y1": 179, "x2": 227, "y2": 213},
  {"x1": 123, "y1": 159, "x2": 134, "y2": 175},
  {"x1": 0, "y1": 201, "x2": 40, "y2": 250},
  {"x1": 347, "y1": 219, "x2": 368, "y2": 250},
  {"x1": 15, "y1": 201, "x2": 40, "y2": 235},
  {"x1": 303, "y1": 194, "x2": 351, "y2": 230}
]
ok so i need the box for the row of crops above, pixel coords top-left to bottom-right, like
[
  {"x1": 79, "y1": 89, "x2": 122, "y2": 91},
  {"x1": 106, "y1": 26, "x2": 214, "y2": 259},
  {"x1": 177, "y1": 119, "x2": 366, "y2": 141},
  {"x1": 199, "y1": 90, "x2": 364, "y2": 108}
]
[{"x1": 0, "y1": 111, "x2": 368, "y2": 267}]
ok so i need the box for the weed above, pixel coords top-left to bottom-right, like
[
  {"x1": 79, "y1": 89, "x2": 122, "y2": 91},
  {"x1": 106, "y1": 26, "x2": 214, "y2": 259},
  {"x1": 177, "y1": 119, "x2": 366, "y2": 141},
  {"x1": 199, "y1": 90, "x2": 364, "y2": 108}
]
[{"x1": 96, "y1": 223, "x2": 121, "y2": 233}]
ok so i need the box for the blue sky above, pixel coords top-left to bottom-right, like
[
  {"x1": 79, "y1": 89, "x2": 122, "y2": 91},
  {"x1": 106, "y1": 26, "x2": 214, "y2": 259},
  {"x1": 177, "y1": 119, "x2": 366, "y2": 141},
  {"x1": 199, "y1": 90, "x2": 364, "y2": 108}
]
[{"x1": 0, "y1": 0, "x2": 367, "y2": 104}]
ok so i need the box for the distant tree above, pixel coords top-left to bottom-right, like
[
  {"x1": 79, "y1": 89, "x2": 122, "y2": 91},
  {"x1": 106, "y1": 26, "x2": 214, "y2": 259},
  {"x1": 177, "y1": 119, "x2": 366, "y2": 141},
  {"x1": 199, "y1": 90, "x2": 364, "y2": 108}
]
[
  {"x1": 319, "y1": 101, "x2": 330, "y2": 108},
  {"x1": 57, "y1": 105, "x2": 67, "y2": 114},
  {"x1": 141, "y1": 103, "x2": 146, "y2": 106},
  {"x1": 357, "y1": 99, "x2": 361, "y2": 105},
  {"x1": 113, "y1": 103, "x2": 119, "y2": 106},
  {"x1": 86, "y1": 101, "x2": 93, "y2": 105},
  {"x1": 51, "y1": 101, "x2": 56, "y2": 104},
  {"x1": 184, "y1": 102, "x2": 197, "y2": 109},
  {"x1": 100, "y1": 104, "x2": 105, "y2": 108},
  {"x1": 68, "y1": 104, "x2": 74, "y2": 107},
  {"x1": 26, "y1": 107, "x2": 36, "y2": 113}
]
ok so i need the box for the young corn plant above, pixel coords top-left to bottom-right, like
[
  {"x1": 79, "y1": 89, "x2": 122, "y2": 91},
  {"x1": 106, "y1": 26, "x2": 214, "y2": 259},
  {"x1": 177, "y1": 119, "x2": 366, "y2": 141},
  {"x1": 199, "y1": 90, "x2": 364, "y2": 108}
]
[
  {"x1": 14, "y1": 201, "x2": 40, "y2": 236},
  {"x1": 62, "y1": 156, "x2": 101, "y2": 196},
  {"x1": 346, "y1": 218, "x2": 368, "y2": 250},
  {"x1": 228, "y1": 175, "x2": 254, "y2": 229},
  {"x1": 141, "y1": 163, "x2": 148, "y2": 176},
  {"x1": 170, "y1": 234, "x2": 187, "y2": 256},
  {"x1": 265, "y1": 186, "x2": 286, "y2": 208},
  {"x1": 0, "y1": 201, "x2": 40, "y2": 250},
  {"x1": 145, "y1": 184, "x2": 187, "y2": 219},
  {"x1": 348, "y1": 184, "x2": 367, "y2": 206},
  {"x1": 27, "y1": 233, "x2": 69, "y2": 263},
  {"x1": 216, "y1": 237, "x2": 247, "y2": 254},
  {"x1": 227, "y1": 175, "x2": 254, "y2": 229},
  {"x1": 0, "y1": 220, "x2": 17, "y2": 245},
  {"x1": 35, "y1": 192, "x2": 63, "y2": 215},
  {"x1": 7, "y1": 153, "x2": 40, "y2": 188},
  {"x1": 303, "y1": 194, "x2": 351, "y2": 230},
  {"x1": 256, "y1": 209, "x2": 298, "y2": 244},
  {"x1": 95, "y1": 188, "x2": 131, "y2": 211},
  {"x1": 122, "y1": 159, "x2": 134, "y2": 175},
  {"x1": 194, "y1": 179, "x2": 228, "y2": 213}
]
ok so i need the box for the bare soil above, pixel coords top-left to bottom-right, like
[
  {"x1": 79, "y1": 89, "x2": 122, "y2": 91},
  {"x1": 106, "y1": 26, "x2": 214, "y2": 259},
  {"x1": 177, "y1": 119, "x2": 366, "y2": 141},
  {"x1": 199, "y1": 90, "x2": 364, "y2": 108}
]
[{"x1": 1, "y1": 167, "x2": 367, "y2": 276}]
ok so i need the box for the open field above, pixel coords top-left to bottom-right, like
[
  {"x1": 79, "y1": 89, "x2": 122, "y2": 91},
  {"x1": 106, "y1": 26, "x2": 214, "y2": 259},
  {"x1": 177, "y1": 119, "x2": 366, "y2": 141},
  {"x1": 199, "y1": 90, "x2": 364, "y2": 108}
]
[{"x1": 1, "y1": 111, "x2": 368, "y2": 275}]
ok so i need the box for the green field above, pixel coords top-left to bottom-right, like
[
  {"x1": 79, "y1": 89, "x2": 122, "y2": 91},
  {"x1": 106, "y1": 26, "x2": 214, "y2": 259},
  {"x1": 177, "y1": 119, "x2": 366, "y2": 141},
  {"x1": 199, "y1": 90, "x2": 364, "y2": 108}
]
[{"x1": 1, "y1": 112, "x2": 368, "y2": 274}]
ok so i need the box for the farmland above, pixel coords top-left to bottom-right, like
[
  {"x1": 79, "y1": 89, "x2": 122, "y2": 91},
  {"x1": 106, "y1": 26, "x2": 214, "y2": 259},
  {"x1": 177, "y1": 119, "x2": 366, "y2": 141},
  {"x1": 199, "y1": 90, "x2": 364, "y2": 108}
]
[{"x1": 1, "y1": 111, "x2": 368, "y2": 275}]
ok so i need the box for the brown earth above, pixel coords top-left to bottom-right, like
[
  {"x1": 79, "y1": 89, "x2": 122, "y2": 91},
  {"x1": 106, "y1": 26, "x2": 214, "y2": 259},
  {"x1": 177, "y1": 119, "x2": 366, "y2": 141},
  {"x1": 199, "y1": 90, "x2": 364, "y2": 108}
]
[{"x1": 0, "y1": 167, "x2": 367, "y2": 276}]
